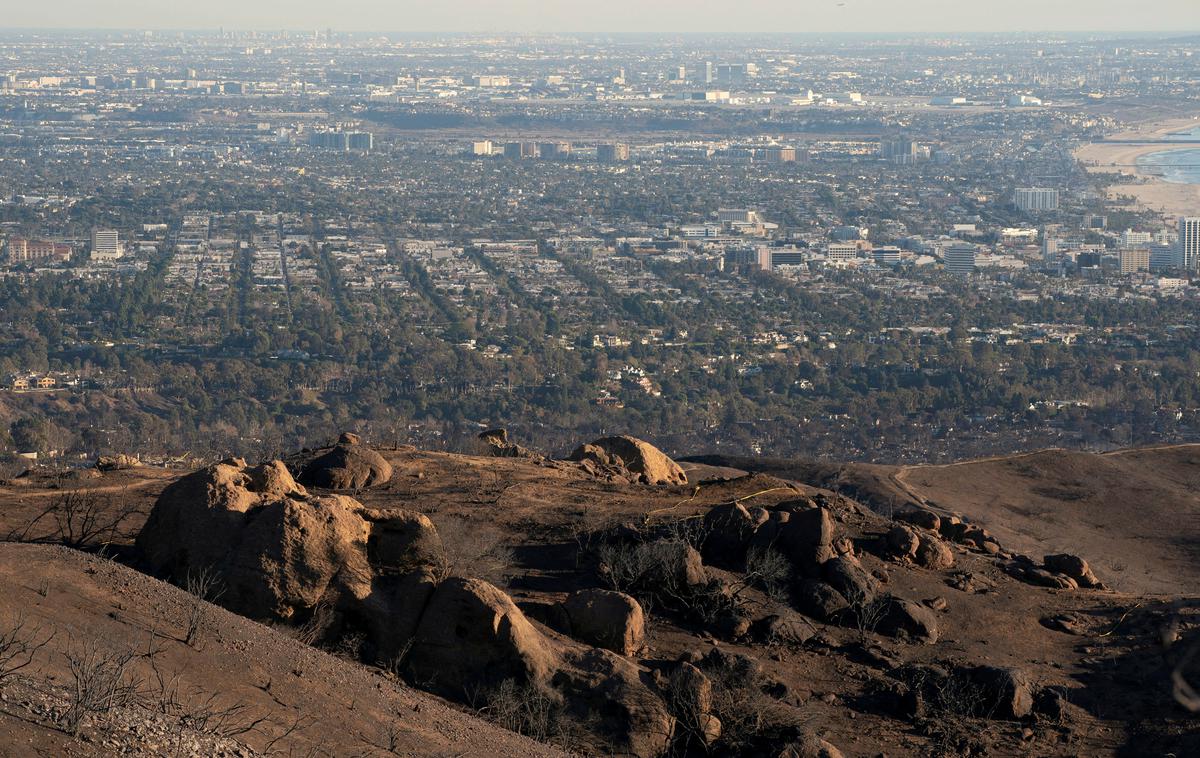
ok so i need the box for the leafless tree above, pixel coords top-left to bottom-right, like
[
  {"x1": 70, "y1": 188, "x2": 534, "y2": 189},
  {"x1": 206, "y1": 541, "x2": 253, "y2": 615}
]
[
  {"x1": 0, "y1": 612, "x2": 55, "y2": 685},
  {"x1": 8, "y1": 488, "x2": 139, "y2": 550}
]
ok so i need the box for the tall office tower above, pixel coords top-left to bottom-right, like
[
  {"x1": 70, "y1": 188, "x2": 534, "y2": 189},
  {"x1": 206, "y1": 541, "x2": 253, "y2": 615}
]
[
  {"x1": 90, "y1": 228, "x2": 120, "y2": 260},
  {"x1": 503, "y1": 142, "x2": 539, "y2": 159},
  {"x1": 1150, "y1": 242, "x2": 1182, "y2": 271},
  {"x1": 1180, "y1": 217, "x2": 1200, "y2": 271},
  {"x1": 880, "y1": 137, "x2": 919, "y2": 164},
  {"x1": 597, "y1": 143, "x2": 630, "y2": 163},
  {"x1": 1013, "y1": 187, "x2": 1060, "y2": 212},
  {"x1": 1041, "y1": 230, "x2": 1058, "y2": 262},
  {"x1": 701, "y1": 61, "x2": 714, "y2": 84},
  {"x1": 1119, "y1": 248, "x2": 1150, "y2": 274},
  {"x1": 346, "y1": 132, "x2": 373, "y2": 151},
  {"x1": 538, "y1": 141, "x2": 571, "y2": 159},
  {"x1": 944, "y1": 243, "x2": 977, "y2": 275}
]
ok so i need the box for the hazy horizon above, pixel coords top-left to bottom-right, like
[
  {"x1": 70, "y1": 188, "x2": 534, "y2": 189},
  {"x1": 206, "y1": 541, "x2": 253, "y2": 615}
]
[{"x1": 2, "y1": 1, "x2": 1199, "y2": 34}]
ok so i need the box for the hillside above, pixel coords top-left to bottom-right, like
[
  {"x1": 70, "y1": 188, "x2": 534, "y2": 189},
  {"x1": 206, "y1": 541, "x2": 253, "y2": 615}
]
[
  {"x1": 0, "y1": 438, "x2": 1196, "y2": 756},
  {"x1": 686, "y1": 445, "x2": 1200, "y2": 596}
]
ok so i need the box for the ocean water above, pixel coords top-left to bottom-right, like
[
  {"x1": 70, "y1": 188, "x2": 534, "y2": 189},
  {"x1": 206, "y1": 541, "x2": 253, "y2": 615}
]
[{"x1": 1137, "y1": 125, "x2": 1200, "y2": 185}]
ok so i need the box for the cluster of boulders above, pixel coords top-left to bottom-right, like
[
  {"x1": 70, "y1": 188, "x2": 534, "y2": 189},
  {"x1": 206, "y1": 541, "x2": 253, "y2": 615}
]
[
  {"x1": 895, "y1": 661, "x2": 1070, "y2": 724},
  {"x1": 1005, "y1": 553, "x2": 1107, "y2": 590},
  {"x1": 894, "y1": 508, "x2": 1106, "y2": 592},
  {"x1": 698, "y1": 497, "x2": 940, "y2": 645},
  {"x1": 896, "y1": 509, "x2": 1000, "y2": 555},
  {"x1": 135, "y1": 457, "x2": 686, "y2": 756},
  {"x1": 568, "y1": 435, "x2": 689, "y2": 486}
]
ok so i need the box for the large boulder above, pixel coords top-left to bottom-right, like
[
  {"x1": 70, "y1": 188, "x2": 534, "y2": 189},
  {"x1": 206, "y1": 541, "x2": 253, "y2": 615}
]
[
  {"x1": 968, "y1": 666, "x2": 1035, "y2": 719},
  {"x1": 555, "y1": 648, "x2": 676, "y2": 757},
  {"x1": 562, "y1": 589, "x2": 646, "y2": 656},
  {"x1": 823, "y1": 555, "x2": 879, "y2": 605},
  {"x1": 296, "y1": 437, "x2": 393, "y2": 491},
  {"x1": 876, "y1": 597, "x2": 939, "y2": 644},
  {"x1": 408, "y1": 578, "x2": 673, "y2": 757},
  {"x1": 478, "y1": 428, "x2": 541, "y2": 459},
  {"x1": 137, "y1": 459, "x2": 373, "y2": 619},
  {"x1": 136, "y1": 459, "x2": 437, "y2": 624},
  {"x1": 568, "y1": 436, "x2": 687, "y2": 486},
  {"x1": 914, "y1": 533, "x2": 955, "y2": 570},
  {"x1": 359, "y1": 508, "x2": 444, "y2": 575},
  {"x1": 701, "y1": 502, "x2": 764, "y2": 567},
  {"x1": 779, "y1": 735, "x2": 846, "y2": 758},
  {"x1": 795, "y1": 578, "x2": 850, "y2": 621},
  {"x1": 773, "y1": 505, "x2": 837, "y2": 574},
  {"x1": 407, "y1": 577, "x2": 561, "y2": 694},
  {"x1": 96, "y1": 453, "x2": 140, "y2": 471}
]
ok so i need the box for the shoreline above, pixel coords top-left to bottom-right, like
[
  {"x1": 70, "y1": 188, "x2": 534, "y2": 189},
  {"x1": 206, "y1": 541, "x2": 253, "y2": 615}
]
[{"x1": 1075, "y1": 115, "x2": 1200, "y2": 222}]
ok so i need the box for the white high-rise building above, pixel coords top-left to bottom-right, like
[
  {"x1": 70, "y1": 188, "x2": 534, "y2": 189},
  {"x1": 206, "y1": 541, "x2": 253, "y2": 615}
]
[
  {"x1": 90, "y1": 228, "x2": 121, "y2": 260},
  {"x1": 1180, "y1": 217, "x2": 1200, "y2": 271},
  {"x1": 1013, "y1": 188, "x2": 1059, "y2": 212},
  {"x1": 944, "y1": 243, "x2": 977, "y2": 275}
]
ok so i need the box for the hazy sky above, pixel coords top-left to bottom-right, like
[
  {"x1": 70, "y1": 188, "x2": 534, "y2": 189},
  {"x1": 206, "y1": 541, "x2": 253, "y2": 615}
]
[{"x1": 4, "y1": 1, "x2": 1199, "y2": 33}]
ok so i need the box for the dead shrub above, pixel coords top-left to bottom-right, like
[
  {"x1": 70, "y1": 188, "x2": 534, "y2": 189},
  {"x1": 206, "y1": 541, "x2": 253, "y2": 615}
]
[
  {"x1": 0, "y1": 612, "x2": 54, "y2": 686},
  {"x1": 473, "y1": 678, "x2": 567, "y2": 743},
  {"x1": 61, "y1": 638, "x2": 140, "y2": 736},
  {"x1": 182, "y1": 566, "x2": 224, "y2": 648},
  {"x1": 433, "y1": 515, "x2": 514, "y2": 585}
]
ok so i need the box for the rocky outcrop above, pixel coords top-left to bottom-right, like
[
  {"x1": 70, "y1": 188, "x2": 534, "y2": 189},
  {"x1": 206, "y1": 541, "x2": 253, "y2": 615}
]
[
  {"x1": 136, "y1": 458, "x2": 427, "y2": 621},
  {"x1": 295, "y1": 435, "x2": 394, "y2": 491},
  {"x1": 876, "y1": 597, "x2": 939, "y2": 644},
  {"x1": 779, "y1": 735, "x2": 846, "y2": 758},
  {"x1": 478, "y1": 429, "x2": 541, "y2": 459},
  {"x1": 138, "y1": 459, "x2": 676, "y2": 756},
  {"x1": 568, "y1": 436, "x2": 688, "y2": 486},
  {"x1": 1004, "y1": 553, "x2": 1106, "y2": 591},
  {"x1": 1043, "y1": 554, "x2": 1104, "y2": 589}
]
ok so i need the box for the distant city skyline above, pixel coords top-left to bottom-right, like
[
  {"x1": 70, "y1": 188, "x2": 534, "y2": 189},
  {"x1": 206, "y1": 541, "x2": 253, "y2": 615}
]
[{"x1": 2, "y1": 1, "x2": 1199, "y2": 34}]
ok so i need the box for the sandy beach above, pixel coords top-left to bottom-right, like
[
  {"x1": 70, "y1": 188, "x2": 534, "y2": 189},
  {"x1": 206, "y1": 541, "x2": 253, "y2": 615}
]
[{"x1": 1075, "y1": 115, "x2": 1200, "y2": 222}]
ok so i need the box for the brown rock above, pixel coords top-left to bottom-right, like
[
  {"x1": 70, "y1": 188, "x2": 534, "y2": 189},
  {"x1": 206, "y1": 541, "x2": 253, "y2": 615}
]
[
  {"x1": 567, "y1": 435, "x2": 687, "y2": 486},
  {"x1": 774, "y1": 506, "x2": 837, "y2": 574},
  {"x1": 876, "y1": 597, "x2": 939, "y2": 644},
  {"x1": 896, "y1": 509, "x2": 941, "y2": 532},
  {"x1": 1044, "y1": 553, "x2": 1103, "y2": 589},
  {"x1": 914, "y1": 534, "x2": 955, "y2": 570},
  {"x1": 407, "y1": 577, "x2": 561, "y2": 695},
  {"x1": 360, "y1": 508, "x2": 444, "y2": 575},
  {"x1": 562, "y1": 589, "x2": 646, "y2": 656},
  {"x1": 137, "y1": 460, "x2": 372, "y2": 620},
  {"x1": 885, "y1": 525, "x2": 920, "y2": 559},
  {"x1": 779, "y1": 734, "x2": 845, "y2": 758},
  {"x1": 297, "y1": 442, "x2": 394, "y2": 491}
]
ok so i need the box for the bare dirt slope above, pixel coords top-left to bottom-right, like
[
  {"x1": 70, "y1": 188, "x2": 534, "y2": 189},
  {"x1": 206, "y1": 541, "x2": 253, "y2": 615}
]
[
  {"x1": 687, "y1": 446, "x2": 1200, "y2": 596},
  {"x1": 890, "y1": 446, "x2": 1200, "y2": 596},
  {"x1": 0, "y1": 542, "x2": 565, "y2": 758}
]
